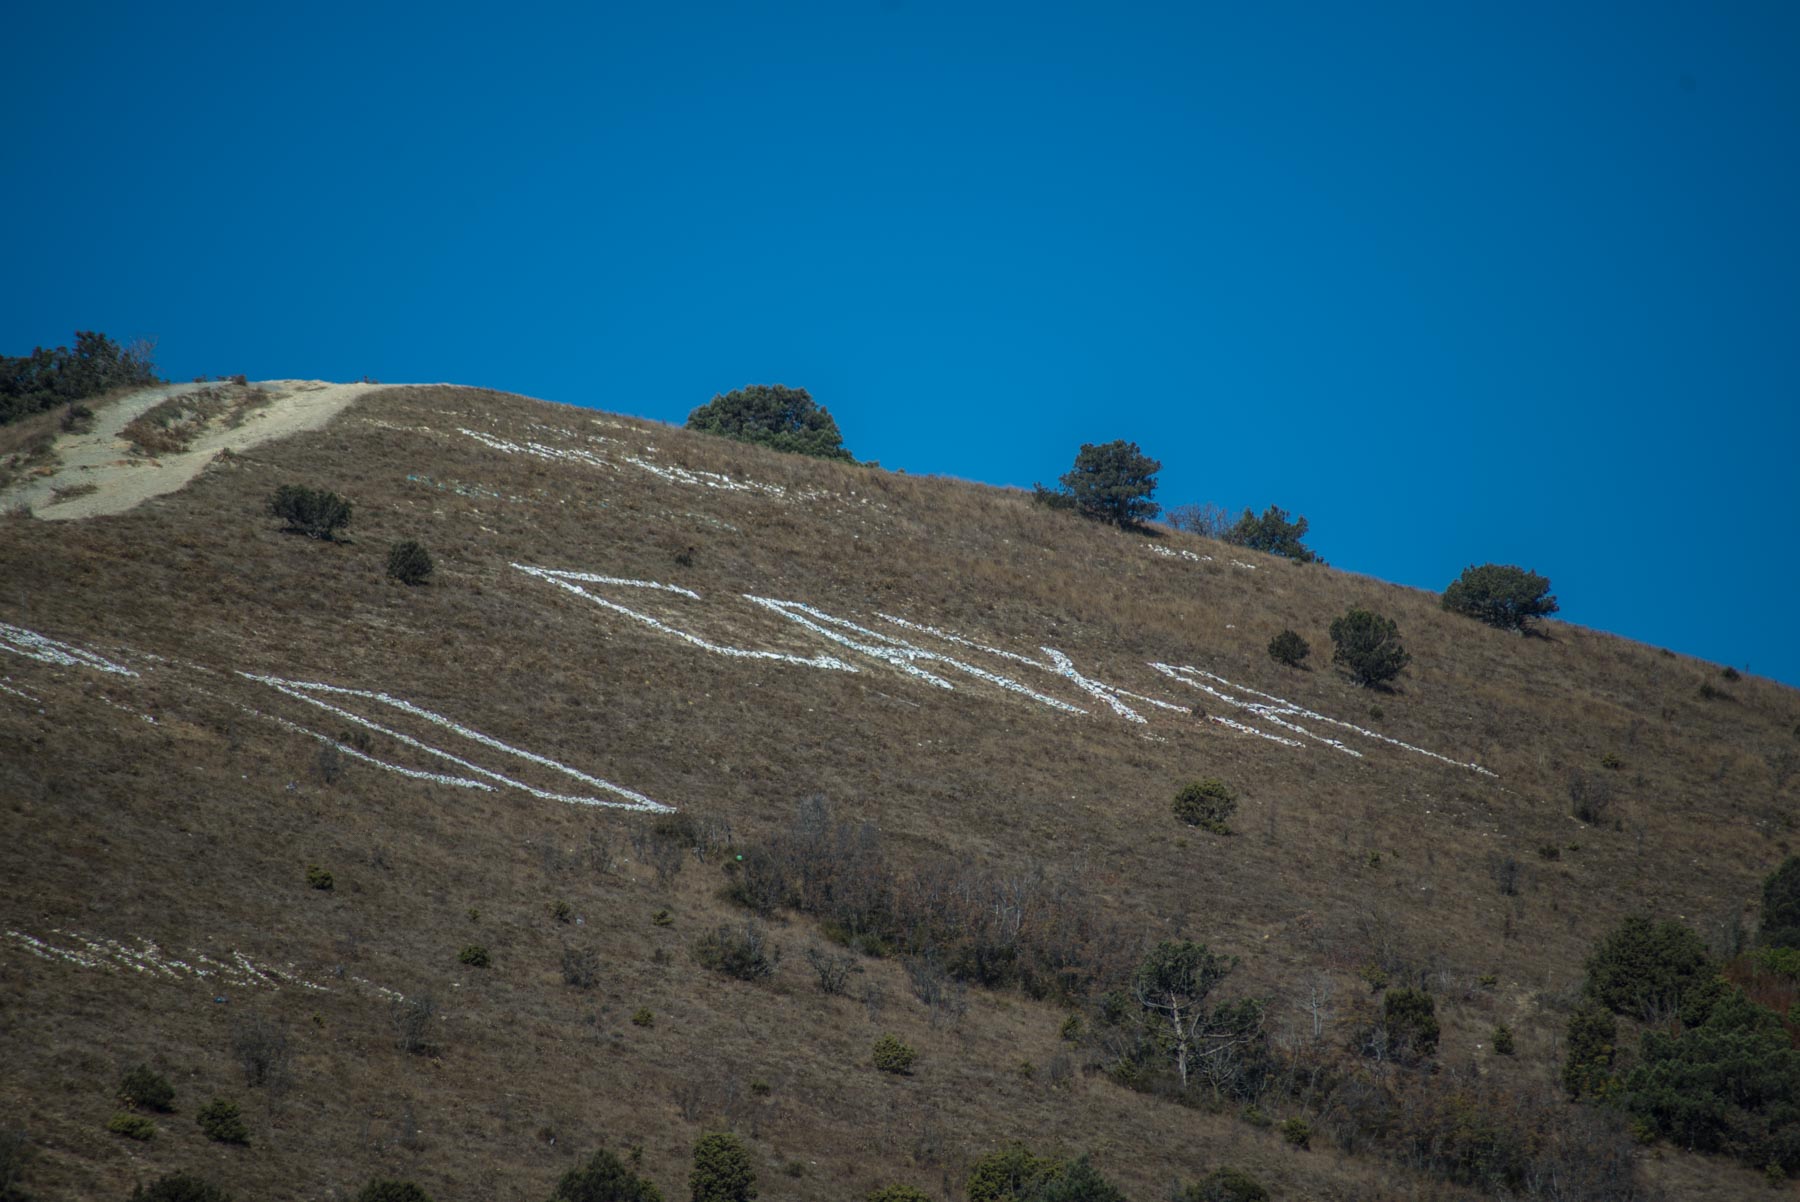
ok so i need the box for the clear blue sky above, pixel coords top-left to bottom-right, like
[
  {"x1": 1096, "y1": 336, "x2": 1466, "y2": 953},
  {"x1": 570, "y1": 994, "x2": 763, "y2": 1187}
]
[{"x1": 7, "y1": 2, "x2": 1798, "y2": 685}]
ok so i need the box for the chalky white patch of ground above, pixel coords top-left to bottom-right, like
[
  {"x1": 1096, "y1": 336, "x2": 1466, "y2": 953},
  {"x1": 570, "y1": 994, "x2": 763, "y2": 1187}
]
[
  {"x1": 5, "y1": 379, "x2": 430, "y2": 520},
  {"x1": 3, "y1": 928, "x2": 401, "y2": 1000},
  {"x1": 514, "y1": 565, "x2": 1494, "y2": 776}
]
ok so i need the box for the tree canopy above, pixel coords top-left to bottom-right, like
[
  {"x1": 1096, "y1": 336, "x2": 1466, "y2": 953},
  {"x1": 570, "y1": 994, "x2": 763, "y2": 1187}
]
[
  {"x1": 550, "y1": 1148, "x2": 664, "y2": 1202},
  {"x1": 1442, "y1": 564, "x2": 1559, "y2": 632},
  {"x1": 1328, "y1": 608, "x2": 1410, "y2": 688},
  {"x1": 1759, "y1": 855, "x2": 1800, "y2": 951},
  {"x1": 684, "y1": 384, "x2": 852, "y2": 460},
  {"x1": 1224, "y1": 505, "x2": 1318, "y2": 562},
  {"x1": 2, "y1": 330, "x2": 158, "y2": 425},
  {"x1": 1049, "y1": 440, "x2": 1161, "y2": 529}
]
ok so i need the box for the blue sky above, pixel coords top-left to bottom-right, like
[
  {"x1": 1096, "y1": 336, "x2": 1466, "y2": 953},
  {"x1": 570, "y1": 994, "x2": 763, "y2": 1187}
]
[{"x1": 7, "y1": 2, "x2": 1798, "y2": 685}]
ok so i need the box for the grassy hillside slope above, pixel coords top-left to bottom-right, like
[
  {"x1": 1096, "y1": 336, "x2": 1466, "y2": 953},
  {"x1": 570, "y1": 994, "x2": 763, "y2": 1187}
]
[{"x1": 2, "y1": 385, "x2": 1795, "y2": 1201}]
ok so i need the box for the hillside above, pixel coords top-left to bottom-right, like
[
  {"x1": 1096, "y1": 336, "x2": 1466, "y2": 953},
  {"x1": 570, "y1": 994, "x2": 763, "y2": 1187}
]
[{"x1": 2, "y1": 382, "x2": 1796, "y2": 1201}]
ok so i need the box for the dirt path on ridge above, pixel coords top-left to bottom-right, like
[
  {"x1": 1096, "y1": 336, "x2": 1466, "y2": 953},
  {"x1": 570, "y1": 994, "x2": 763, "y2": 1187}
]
[{"x1": 2, "y1": 380, "x2": 419, "y2": 520}]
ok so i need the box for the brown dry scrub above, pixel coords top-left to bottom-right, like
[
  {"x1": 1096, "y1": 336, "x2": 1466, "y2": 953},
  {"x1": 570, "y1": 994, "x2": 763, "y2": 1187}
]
[{"x1": 0, "y1": 383, "x2": 1793, "y2": 1200}]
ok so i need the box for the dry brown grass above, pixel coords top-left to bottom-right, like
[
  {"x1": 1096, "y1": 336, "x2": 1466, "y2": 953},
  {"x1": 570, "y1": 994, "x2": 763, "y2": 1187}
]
[{"x1": 0, "y1": 385, "x2": 1793, "y2": 1200}]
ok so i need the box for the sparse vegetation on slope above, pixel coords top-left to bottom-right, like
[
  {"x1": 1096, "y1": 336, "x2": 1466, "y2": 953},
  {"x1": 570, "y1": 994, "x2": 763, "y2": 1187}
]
[{"x1": 2, "y1": 381, "x2": 1796, "y2": 1201}]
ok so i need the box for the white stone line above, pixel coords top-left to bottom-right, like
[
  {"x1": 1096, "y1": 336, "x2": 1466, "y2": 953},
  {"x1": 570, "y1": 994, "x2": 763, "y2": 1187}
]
[
  {"x1": 512, "y1": 564, "x2": 701, "y2": 600},
  {"x1": 1159, "y1": 667, "x2": 1497, "y2": 776},
  {"x1": 4, "y1": 928, "x2": 364, "y2": 996},
  {"x1": 0, "y1": 679, "x2": 42, "y2": 702},
  {"x1": 351, "y1": 974, "x2": 407, "y2": 1002},
  {"x1": 7, "y1": 928, "x2": 108, "y2": 968},
  {"x1": 0, "y1": 622, "x2": 138, "y2": 676},
  {"x1": 459, "y1": 425, "x2": 797, "y2": 497},
  {"x1": 876, "y1": 614, "x2": 1046, "y2": 668},
  {"x1": 622, "y1": 455, "x2": 786, "y2": 496},
  {"x1": 877, "y1": 614, "x2": 1154, "y2": 721},
  {"x1": 1208, "y1": 712, "x2": 1307, "y2": 747},
  {"x1": 460, "y1": 427, "x2": 619, "y2": 472},
  {"x1": 1150, "y1": 664, "x2": 1365, "y2": 757},
  {"x1": 753, "y1": 599, "x2": 1087, "y2": 712},
  {"x1": 238, "y1": 701, "x2": 496, "y2": 791},
  {"x1": 1149, "y1": 544, "x2": 1213, "y2": 563},
  {"x1": 515, "y1": 568, "x2": 858, "y2": 672},
  {"x1": 99, "y1": 696, "x2": 157, "y2": 724},
  {"x1": 1146, "y1": 545, "x2": 1255, "y2": 570},
  {"x1": 241, "y1": 673, "x2": 675, "y2": 812}
]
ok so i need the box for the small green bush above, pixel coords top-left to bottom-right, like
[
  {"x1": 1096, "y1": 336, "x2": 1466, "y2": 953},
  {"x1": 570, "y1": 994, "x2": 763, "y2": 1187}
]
[
  {"x1": 549, "y1": 1148, "x2": 664, "y2": 1202},
  {"x1": 387, "y1": 539, "x2": 433, "y2": 586},
  {"x1": 1562, "y1": 1001, "x2": 1618, "y2": 1099},
  {"x1": 355, "y1": 1182, "x2": 434, "y2": 1202},
  {"x1": 457, "y1": 944, "x2": 490, "y2": 968},
  {"x1": 196, "y1": 1097, "x2": 248, "y2": 1144},
  {"x1": 1760, "y1": 855, "x2": 1800, "y2": 951},
  {"x1": 129, "y1": 1173, "x2": 234, "y2": 1202},
  {"x1": 1059, "y1": 1013, "x2": 1084, "y2": 1042},
  {"x1": 1752, "y1": 946, "x2": 1800, "y2": 980},
  {"x1": 120, "y1": 1064, "x2": 175, "y2": 1112},
  {"x1": 1382, "y1": 989, "x2": 1440, "y2": 1060},
  {"x1": 1031, "y1": 1155, "x2": 1126, "y2": 1201},
  {"x1": 872, "y1": 1035, "x2": 918, "y2": 1075},
  {"x1": 1329, "y1": 607, "x2": 1410, "y2": 688},
  {"x1": 631, "y1": 1008, "x2": 654, "y2": 1028},
  {"x1": 305, "y1": 864, "x2": 333, "y2": 890},
  {"x1": 107, "y1": 1112, "x2": 156, "y2": 1140},
  {"x1": 1583, "y1": 915, "x2": 1719, "y2": 1023},
  {"x1": 693, "y1": 922, "x2": 780, "y2": 982},
  {"x1": 1492, "y1": 1025, "x2": 1516, "y2": 1055},
  {"x1": 268, "y1": 484, "x2": 352, "y2": 540},
  {"x1": 1279, "y1": 1117, "x2": 1311, "y2": 1149},
  {"x1": 1441, "y1": 563, "x2": 1559, "y2": 632},
  {"x1": 689, "y1": 1131, "x2": 757, "y2": 1202},
  {"x1": 1185, "y1": 1166, "x2": 1270, "y2": 1202},
  {"x1": 1267, "y1": 629, "x2": 1310, "y2": 668},
  {"x1": 868, "y1": 1187, "x2": 932, "y2": 1202},
  {"x1": 1171, "y1": 778, "x2": 1237, "y2": 834},
  {"x1": 967, "y1": 1145, "x2": 1055, "y2": 1202}
]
